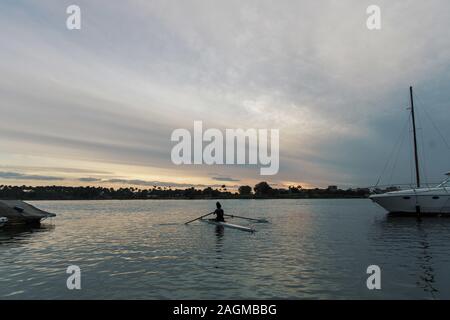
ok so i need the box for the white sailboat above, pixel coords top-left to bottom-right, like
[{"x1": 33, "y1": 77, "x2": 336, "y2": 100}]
[
  {"x1": 370, "y1": 87, "x2": 450, "y2": 215},
  {"x1": 370, "y1": 173, "x2": 450, "y2": 214}
]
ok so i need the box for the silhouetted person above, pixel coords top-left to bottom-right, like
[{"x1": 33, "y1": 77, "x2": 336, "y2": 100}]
[{"x1": 214, "y1": 202, "x2": 225, "y2": 222}]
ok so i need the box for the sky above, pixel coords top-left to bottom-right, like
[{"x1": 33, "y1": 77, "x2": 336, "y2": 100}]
[{"x1": 0, "y1": 0, "x2": 450, "y2": 190}]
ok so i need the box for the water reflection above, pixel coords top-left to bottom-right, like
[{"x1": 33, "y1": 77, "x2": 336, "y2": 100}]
[
  {"x1": 214, "y1": 226, "x2": 224, "y2": 241},
  {"x1": 376, "y1": 215, "x2": 447, "y2": 298},
  {"x1": 413, "y1": 220, "x2": 438, "y2": 298},
  {"x1": 214, "y1": 226, "x2": 224, "y2": 264},
  {"x1": 0, "y1": 224, "x2": 55, "y2": 246},
  {"x1": 3, "y1": 199, "x2": 450, "y2": 299}
]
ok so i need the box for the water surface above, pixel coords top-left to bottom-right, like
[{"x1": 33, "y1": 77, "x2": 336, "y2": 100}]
[{"x1": 1, "y1": 199, "x2": 450, "y2": 299}]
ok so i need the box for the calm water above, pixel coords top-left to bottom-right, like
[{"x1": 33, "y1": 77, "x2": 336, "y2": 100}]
[{"x1": 1, "y1": 199, "x2": 450, "y2": 299}]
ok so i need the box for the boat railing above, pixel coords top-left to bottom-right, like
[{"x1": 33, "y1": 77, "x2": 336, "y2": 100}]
[{"x1": 370, "y1": 182, "x2": 445, "y2": 193}]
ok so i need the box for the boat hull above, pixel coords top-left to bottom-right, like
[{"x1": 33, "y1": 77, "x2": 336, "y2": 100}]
[
  {"x1": 370, "y1": 189, "x2": 450, "y2": 214},
  {"x1": 0, "y1": 200, "x2": 56, "y2": 226},
  {"x1": 200, "y1": 219, "x2": 255, "y2": 232}
]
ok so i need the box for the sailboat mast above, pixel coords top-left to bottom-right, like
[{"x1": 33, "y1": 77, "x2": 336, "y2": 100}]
[{"x1": 410, "y1": 86, "x2": 421, "y2": 188}]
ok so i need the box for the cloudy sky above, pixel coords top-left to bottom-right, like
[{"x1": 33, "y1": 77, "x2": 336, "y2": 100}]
[{"x1": 0, "y1": 0, "x2": 449, "y2": 189}]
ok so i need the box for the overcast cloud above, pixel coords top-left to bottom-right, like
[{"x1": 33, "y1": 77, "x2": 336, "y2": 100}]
[{"x1": 0, "y1": 0, "x2": 449, "y2": 188}]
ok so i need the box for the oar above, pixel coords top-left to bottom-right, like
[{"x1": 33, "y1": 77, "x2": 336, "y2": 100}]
[
  {"x1": 185, "y1": 212, "x2": 214, "y2": 225},
  {"x1": 224, "y1": 214, "x2": 268, "y2": 223}
]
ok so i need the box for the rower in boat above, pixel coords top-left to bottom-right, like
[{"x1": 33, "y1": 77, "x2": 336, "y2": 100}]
[
  {"x1": 213, "y1": 202, "x2": 225, "y2": 222},
  {"x1": 184, "y1": 204, "x2": 267, "y2": 233}
]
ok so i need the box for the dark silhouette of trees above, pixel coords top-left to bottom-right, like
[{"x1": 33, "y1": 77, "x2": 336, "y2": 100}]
[
  {"x1": 0, "y1": 182, "x2": 371, "y2": 200},
  {"x1": 238, "y1": 185, "x2": 252, "y2": 195},
  {"x1": 254, "y1": 182, "x2": 273, "y2": 196},
  {"x1": 288, "y1": 186, "x2": 302, "y2": 193}
]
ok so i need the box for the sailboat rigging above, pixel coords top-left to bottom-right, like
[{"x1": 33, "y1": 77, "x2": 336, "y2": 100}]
[{"x1": 370, "y1": 87, "x2": 450, "y2": 215}]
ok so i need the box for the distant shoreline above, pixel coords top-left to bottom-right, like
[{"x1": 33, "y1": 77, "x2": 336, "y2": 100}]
[
  {"x1": 0, "y1": 183, "x2": 376, "y2": 201},
  {"x1": 22, "y1": 197, "x2": 369, "y2": 201}
]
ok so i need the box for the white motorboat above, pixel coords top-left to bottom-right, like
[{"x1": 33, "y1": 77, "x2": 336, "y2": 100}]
[
  {"x1": 0, "y1": 217, "x2": 8, "y2": 227},
  {"x1": 370, "y1": 173, "x2": 450, "y2": 214},
  {"x1": 370, "y1": 87, "x2": 450, "y2": 215}
]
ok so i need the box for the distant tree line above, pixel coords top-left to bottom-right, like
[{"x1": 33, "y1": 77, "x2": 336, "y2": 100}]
[{"x1": 0, "y1": 182, "x2": 375, "y2": 200}]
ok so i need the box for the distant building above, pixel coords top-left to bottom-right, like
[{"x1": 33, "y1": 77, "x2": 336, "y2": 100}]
[{"x1": 327, "y1": 185, "x2": 338, "y2": 191}]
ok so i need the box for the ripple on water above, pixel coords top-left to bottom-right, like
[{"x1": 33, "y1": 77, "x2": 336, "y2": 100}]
[{"x1": 1, "y1": 199, "x2": 450, "y2": 299}]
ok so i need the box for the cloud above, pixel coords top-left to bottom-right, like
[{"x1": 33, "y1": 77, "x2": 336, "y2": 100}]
[
  {"x1": 0, "y1": 165, "x2": 111, "y2": 175},
  {"x1": 211, "y1": 176, "x2": 240, "y2": 182},
  {"x1": 103, "y1": 178, "x2": 237, "y2": 189},
  {"x1": 0, "y1": 171, "x2": 64, "y2": 181},
  {"x1": 105, "y1": 179, "x2": 179, "y2": 187},
  {"x1": 0, "y1": 172, "x2": 240, "y2": 189},
  {"x1": 78, "y1": 177, "x2": 102, "y2": 182},
  {"x1": 0, "y1": 1, "x2": 449, "y2": 187}
]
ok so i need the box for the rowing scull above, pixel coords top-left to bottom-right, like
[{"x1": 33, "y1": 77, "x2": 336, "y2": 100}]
[{"x1": 200, "y1": 218, "x2": 255, "y2": 233}]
